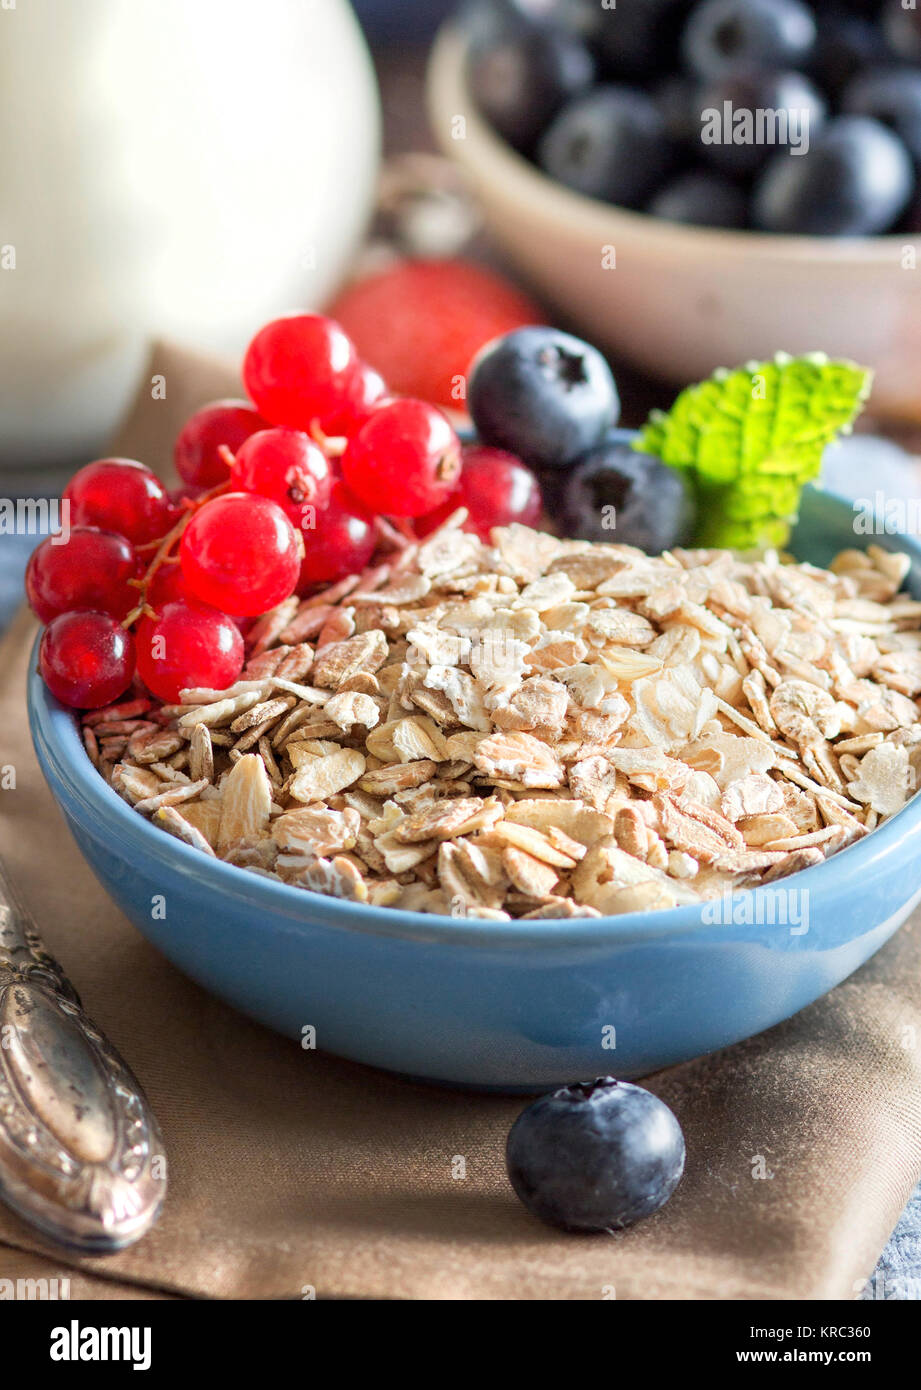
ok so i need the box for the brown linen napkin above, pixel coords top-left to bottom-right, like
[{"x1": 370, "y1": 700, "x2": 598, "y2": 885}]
[{"x1": 1, "y1": 343, "x2": 921, "y2": 1301}]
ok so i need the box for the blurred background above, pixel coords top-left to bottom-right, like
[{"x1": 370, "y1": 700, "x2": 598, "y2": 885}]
[{"x1": 1, "y1": 0, "x2": 920, "y2": 517}]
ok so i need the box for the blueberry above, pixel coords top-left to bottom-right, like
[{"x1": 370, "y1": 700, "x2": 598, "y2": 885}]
[
  {"x1": 812, "y1": 9, "x2": 892, "y2": 97},
  {"x1": 752, "y1": 116, "x2": 914, "y2": 235},
  {"x1": 655, "y1": 74, "x2": 701, "y2": 145},
  {"x1": 648, "y1": 168, "x2": 748, "y2": 227},
  {"x1": 696, "y1": 69, "x2": 827, "y2": 177},
  {"x1": 468, "y1": 328, "x2": 620, "y2": 470},
  {"x1": 466, "y1": 9, "x2": 595, "y2": 154},
  {"x1": 682, "y1": 0, "x2": 817, "y2": 81},
  {"x1": 833, "y1": 0, "x2": 893, "y2": 14},
  {"x1": 883, "y1": 0, "x2": 921, "y2": 63},
  {"x1": 537, "y1": 0, "x2": 608, "y2": 43},
  {"x1": 537, "y1": 84, "x2": 674, "y2": 207},
  {"x1": 593, "y1": 0, "x2": 694, "y2": 81},
  {"x1": 506, "y1": 1077, "x2": 686, "y2": 1233},
  {"x1": 562, "y1": 434, "x2": 696, "y2": 551},
  {"x1": 843, "y1": 67, "x2": 921, "y2": 165}
]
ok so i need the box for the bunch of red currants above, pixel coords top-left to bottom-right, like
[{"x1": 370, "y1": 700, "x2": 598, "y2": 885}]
[{"x1": 27, "y1": 313, "x2": 543, "y2": 709}]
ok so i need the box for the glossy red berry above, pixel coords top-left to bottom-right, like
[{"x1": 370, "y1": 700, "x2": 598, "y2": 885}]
[
  {"x1": 296, "y1": 481, "x2": 376, "y2": 590},
  {"x1": 147, "y1": 561, "x2": 191, "y2": 611},
  {"x1": 461, "y1": 446, "x2": 542, "y2": 531},
  {"x1": 26, "y1": 527, "x2": 138, "y2": 623},
  {"x1": 173, "y1": 399, "x2": 268, "y2": 488},
  {"x1": 341, "y1": 398, "x2": 462, "y2": 518},
  {"x1": 324, "y1": 363, "x2": 387, "y2": 436},
  {"x1": 242, "y1": 314, "x2": 360, "y2": 433},
  {"x1": 229, "y1": 428, "x2": 332, "y2": 528},
  {"x1": 39, "y1": 611, "x2": 136, "y2": 709},
  {"x1": 135, "y1": 600, "x2": 244, "y2": 703},
  {"x1": 179, "y1": 493, "x2": 301, "y2": 616},
  {"x1": 64, "y1": 459, "x2": 176, "y2": 546},
  {"x1": 418, "y1": 445, "x2": 543, "y2": 541}
]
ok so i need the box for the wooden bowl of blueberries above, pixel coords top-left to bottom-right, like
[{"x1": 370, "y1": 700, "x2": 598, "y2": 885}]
[{"x1": 428, "y1": 0, "x2": 921, "y2": 420}]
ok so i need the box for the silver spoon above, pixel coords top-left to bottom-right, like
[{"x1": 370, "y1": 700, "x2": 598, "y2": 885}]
[{"x1": 0, "y1": 855, "x2": 165, "y2": 1251}]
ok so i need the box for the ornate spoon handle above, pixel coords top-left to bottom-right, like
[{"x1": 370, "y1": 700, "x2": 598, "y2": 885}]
[{"x1": 0, "y1": 855, "x2": 166, "y2": 1251}]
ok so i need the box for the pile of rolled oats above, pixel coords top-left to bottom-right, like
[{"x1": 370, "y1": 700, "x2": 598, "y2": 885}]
[{"x1": 81, "y1": 516, "x2": 921, "y2": 920}]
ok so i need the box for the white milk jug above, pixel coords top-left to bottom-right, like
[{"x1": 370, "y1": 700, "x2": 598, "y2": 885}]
[{"x1": 0, "y1": 0, "x2": 380, "y2": 467}]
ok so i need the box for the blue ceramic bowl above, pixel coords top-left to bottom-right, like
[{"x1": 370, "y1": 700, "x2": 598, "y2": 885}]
[{"x1": 27, "y1": 486, "x2": 921, "y2": 1091}]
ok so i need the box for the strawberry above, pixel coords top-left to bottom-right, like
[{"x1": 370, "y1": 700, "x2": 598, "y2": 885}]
[{"x1": 327, "y1": 259, "x2": 543, "y2": 410}]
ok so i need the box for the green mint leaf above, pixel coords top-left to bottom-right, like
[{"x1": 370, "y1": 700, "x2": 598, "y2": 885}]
[{"x1": 637, "y1": 352, "x2": 873, "y2": 550}]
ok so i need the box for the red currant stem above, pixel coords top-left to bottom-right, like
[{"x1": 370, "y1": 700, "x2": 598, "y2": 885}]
[
  {"x1": 435, "y1": 452, "x2": 456, "y2": 483},
  {"x1": 375, "y1": 515, "x2": 414, "y2": 551},
  {"x1": 308, "y1": 420, "x2": 347, "y2": 458},
  {"x1": 122, "y1": 479, "x2": 232, "y2": 629},
  {"x1": 127, "y1": 554, "x2": 180, "y2": 588}
]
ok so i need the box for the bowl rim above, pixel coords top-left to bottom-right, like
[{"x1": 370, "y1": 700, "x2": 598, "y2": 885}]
[
  {"x1": 427, "y1": 22, "x2": 920, "y2": 266},
  {"x1": 26, "y1": 488, "x2": 921, "y2": 953}
]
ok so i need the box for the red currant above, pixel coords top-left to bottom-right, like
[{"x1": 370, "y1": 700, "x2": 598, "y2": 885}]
[
  {"x1": 414, "y1": 495, "x2": 461, "y2": 539},
  {"x1": 242, "y1": 314, "x2": 360, "y2": 432},
  {"x1": 461, "y1": 447, "x2": 542, "y2": 532},
  {"x1": 418, "y1": 445, "x2": 543, "y2": 541},
  {"x1": 324, "y1": 363, "x2": 387, "y2": 436},
  {"x1": 173, "y1": 399, "x2": 268, "y2": 488},
  {"x1": 136, "y1": 600, "x2": 244, "y2": 703},
  {"x1": 179, "y1": 493, "x2": 301, "y2": 616},
  {"x1": 40, "y1": 611, "x2": 136, "y2": 709},
  {"x1": 297, "y1": 480, "x2": 376, "y2": 590},
  {"x1": 229, "y1": 428, "x2": 332, "y2": 528},
  {"x1": 64, "y1": 459, "x2": 176, "y2": 546},
  {"x1": 341, "y1": 398, "x2": 462, "y2": 518},
  {"x1": 147, "y1": 561, "x2": 191, "y2": 611},
  {"x1": 26, "y1": 527, "x2": 138, "y2": 623}
]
